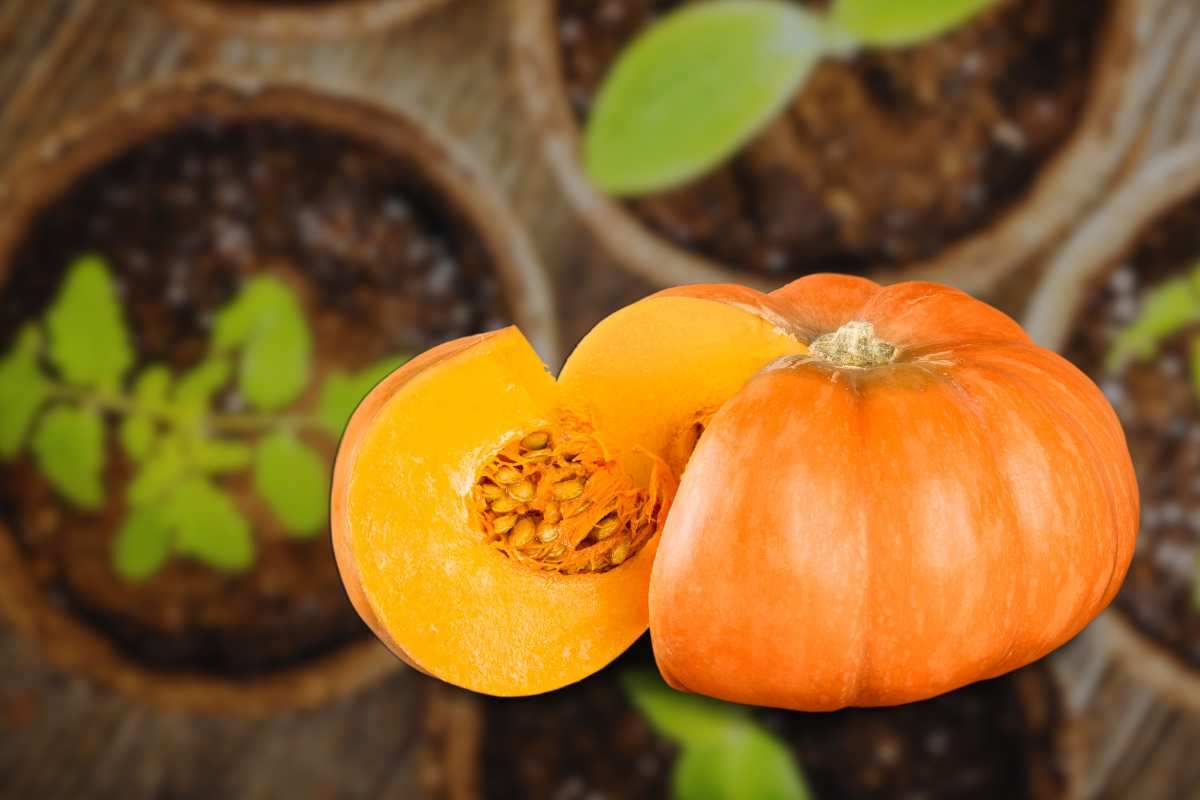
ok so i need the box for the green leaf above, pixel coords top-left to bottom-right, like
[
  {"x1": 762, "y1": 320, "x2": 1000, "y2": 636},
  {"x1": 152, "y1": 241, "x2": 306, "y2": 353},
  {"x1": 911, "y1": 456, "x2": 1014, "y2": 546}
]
[
  {"x1": 127, "y1": 436, "x2": 187, "y2": 506},
  {"x1": 584, "y1": 1, "x2": 825, "y2": 196},
  {"x1": 119, "y1": 416, "x2": 156, "y2": 462},
  {"x1": 174, "y1": 358, "x2": 231, "y2": 421},
  {"x1": 213, "y1": 277, "x2": 312, "y2": 412},
  {"x1": 195, "y1": 439, "x2": 253, "y2": 474},
  {"x1": 45, "y1": 254, "x2": 133, "y2": 389},
  {"x1": 622, "y1": 669, "x2": 750, "y2": 749},
  {"x1": 31, "y1": 405, "x2": 105, "y2": 509},
  {"x1": 0, "y1": 325, "x2": 50, "y2": 458},
  {"x1": 167, "y1": 477, "x2": 254, "y2": 572},
  {"x1": 316, "y1": 355, "x2": 410, "y2": 437},
  {"x1": 673, "y1": 728, "x2": 812, "y2": 800},
  {"x1": 132, "y1": 365, "x2": 171, "y2": 409},
  {"x1": 253, "y1": 431, "x2": 328, "y2": 537},
  {"x1": 1106, "y1": 274, "x2": 1200, "y2": 374},
  {"x1": 120, "y1": 364, "x2": 172, "y2": 461},
  {"x1": 831, "y1": 0, "x2": 998, "y2": 47},
  {"x1": 112, "y1": 503, "x2": 173, "y2": 581}
]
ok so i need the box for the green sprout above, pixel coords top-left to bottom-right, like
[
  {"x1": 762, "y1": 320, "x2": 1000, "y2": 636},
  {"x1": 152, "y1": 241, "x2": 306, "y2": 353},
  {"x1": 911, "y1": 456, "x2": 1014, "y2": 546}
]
[
  {"x1": 623, "y1": 669, "x2": 813, "y2": 800},
  {"x1": 0, "y1": 254, "x2": 408, "y2": 581},
  {"x1": 1103, "y1": 261, "x2": 1200, "y2": 612},
  {"x1": 584, "y1": 0, "x2": 1001, "y2": 196}
]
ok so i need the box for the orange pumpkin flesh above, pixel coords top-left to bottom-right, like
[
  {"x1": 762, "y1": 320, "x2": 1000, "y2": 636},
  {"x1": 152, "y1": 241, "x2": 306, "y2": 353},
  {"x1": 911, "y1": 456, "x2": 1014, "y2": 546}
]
[
  {"x1": 331, "y1": 289, "x2": 808, "y2": 695},
  {"x1": 333, "y1": 275, "x2": 1137, "y2": 706}
]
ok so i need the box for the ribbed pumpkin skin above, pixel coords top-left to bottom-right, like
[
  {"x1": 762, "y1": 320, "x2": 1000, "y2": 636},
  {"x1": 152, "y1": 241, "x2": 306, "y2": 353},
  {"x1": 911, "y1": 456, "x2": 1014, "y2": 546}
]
[{"x1": 649, "y1": 275, "x2": 1139, "y2": 711}]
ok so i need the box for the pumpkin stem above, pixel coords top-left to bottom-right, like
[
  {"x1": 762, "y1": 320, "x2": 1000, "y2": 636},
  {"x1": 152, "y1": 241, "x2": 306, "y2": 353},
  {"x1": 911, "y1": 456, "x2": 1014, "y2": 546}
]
[{"x1": 810, "y1": 321, "x2": 896, "y2": 368}]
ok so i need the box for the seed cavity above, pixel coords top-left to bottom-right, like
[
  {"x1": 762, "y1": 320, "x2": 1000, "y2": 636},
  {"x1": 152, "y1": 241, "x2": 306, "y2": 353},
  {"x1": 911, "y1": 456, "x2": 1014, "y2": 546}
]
[{"x1": 470, "y1": 418, "x2": 676, "y2": 575}]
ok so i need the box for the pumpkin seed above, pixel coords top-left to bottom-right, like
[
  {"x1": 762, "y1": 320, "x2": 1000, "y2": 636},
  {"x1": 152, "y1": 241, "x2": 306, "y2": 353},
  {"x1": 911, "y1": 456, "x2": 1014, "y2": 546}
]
[
  {"x1": 491, "y1": 497, "x2": 520, "y2": 513},
  {"x1": 494, "y1": 466, "x2": 522, "y2": 485},
  {"x1": 536, "y1": 521, "x2": 559, "y2": 543},
  {"x1": 610, "y1": 539, "x2": 631, "y2": 565},
  {"x1": 553, "y1": 479, "x2": 585, "y2": 500},
  {"x1": 547, "y1": 544, "x2": 567, "y2": 561},
  {"x1": 543, "y1": 502, "x2": 561, "y2": 524},
  {"x1": 592, "y1": 513, "x2": 620, "y2": 540},
  {"x1": 510, "y1": 517, "x2": 536, "y2": 547},
  {"x1": 480, "y1": 482, "x2": 504, "y2": 499},
  {"x1": 509, "y1": 480, "x2": 535, "y2": 502},
  {"x1": 521, "y1": 431, "x2": 550, "y2": 450},
  {"x1": 494, "y1": 514, "x2": 518, "y2": 534}
]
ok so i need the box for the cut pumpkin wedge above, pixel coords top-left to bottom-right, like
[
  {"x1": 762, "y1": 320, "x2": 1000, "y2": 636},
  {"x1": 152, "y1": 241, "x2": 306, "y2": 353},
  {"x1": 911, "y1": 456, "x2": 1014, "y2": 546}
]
[{"x1": 331, "y1": 284, "x2": 809, "y2": 696}]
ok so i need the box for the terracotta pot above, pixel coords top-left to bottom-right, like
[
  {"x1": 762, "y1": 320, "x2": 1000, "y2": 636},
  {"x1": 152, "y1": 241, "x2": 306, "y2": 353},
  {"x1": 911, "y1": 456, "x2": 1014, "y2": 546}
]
[
  {"x1": 152, "y1": 0, "x2": 450, "y2": 39},
  {"x1": 510, "y1": 0, "x2": 1167, "y2": 294},
  {"x1": 434, "y1": 658, "x2": 1086, "y2": 800},
  {"x1": 0, "y1": 71, "x2": 559, "y2": 717},
  {"x1": 1025, "y1": 143, "x2": 1200, "y2": 797}
]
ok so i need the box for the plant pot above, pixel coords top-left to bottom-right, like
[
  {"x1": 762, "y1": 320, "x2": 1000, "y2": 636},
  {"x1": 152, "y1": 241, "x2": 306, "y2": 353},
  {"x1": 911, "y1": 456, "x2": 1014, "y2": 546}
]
[
  {"x1": 152, "y1": 0, "x2": 450, "y2": 39},
  {"x1": 511, "y1": 0, "x2": 1161, "y2": 294},
  {"x1": 0, "y1": 71, "x2": 558, "y2": 717},
  {"x1": 455, "y1": 643, "x2": 1083, "y2": 799},
  {"x1": 1025, "y1": 142, "x2": 1200, "y2": 797}
]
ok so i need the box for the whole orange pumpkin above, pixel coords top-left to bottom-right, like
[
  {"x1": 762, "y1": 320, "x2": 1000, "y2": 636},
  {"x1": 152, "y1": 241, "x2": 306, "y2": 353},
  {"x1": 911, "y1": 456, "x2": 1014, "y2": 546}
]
[{"x1": 649, "y1": 274, "x2": 1138, "y2": 710}]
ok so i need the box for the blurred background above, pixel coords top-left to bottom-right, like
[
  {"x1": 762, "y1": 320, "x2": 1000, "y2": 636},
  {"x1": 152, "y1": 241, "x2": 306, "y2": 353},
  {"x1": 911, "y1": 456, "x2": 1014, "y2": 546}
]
[{"x1": 1, "y1": 0, "x2": 1199, "y2": 797}]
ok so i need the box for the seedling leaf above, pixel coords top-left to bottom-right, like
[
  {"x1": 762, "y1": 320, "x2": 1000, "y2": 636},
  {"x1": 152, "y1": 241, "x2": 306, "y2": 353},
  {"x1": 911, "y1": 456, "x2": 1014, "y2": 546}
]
[
  {"x1": 31, "y1": 404, "x2": 105, "y2": 509},
  {"x1": 253, "y1": 431, "x2": 328, "y2": 537},
  {"x1": 119, "y1": 416, "x2": 156, "y2": 462},
  {"x1": 120, "y1": 365, "x2": 171, "y2": 461},
  {"x1": 622, "y1": 669, "x2": 751, "y2": 749},
  {"x1": 316, "y1": 355, "x2": 410, "y2": 437},
  {"x1": 0, "y1": 325, "x2": 50, "y2": 458},
  {"x1": 673, "y1": 728, "x2": 812, "y2": 800},
  {"x1": 584, "y1": 0, "x2": 824, "y2": 196},
  {"x1": 195, "y1": 439, "x2": 253, "y2": 474},
  {"x1": 128, "y1": 436, "x2": 187, "y2": 506},
  {"x1": 132, "y1": 365, "x2": 171, "y2": 410},
  {"x1": 113, "y1": 503, "x2": 173, "y2": 581},
  {"x1": 168, "y1": 477, "x2": 254, "y2": 571},
  {"x1": 1106, "y1": 274, "x2": 1200, "y2": 374},
  {"x1": 831, "y1": 0, "x2": 998, "y2": 47},
  {"x1": 45, "y1": 254, "x2": 133, "y2": 389},
  {"x1": 174, "y1": 358, "x2": 232, "y2": 421},
  {"x1": 213, "y1": 277, "x2": 312, "y2": 411}
]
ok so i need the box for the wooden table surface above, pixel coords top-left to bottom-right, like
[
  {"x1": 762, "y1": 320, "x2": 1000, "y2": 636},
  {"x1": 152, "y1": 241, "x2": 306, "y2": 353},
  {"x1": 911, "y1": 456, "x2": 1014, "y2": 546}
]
[{"x1": 1, "y1": 0, "x2": 1200, "y2": 797}]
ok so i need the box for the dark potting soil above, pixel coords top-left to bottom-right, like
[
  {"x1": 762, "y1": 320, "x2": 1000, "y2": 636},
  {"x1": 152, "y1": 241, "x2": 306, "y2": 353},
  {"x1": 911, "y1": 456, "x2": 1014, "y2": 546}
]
[
  {"x1": 1066, "y1": 193, "x2": 1200, "y2": 670},
  {"x1": 480, "y1": 643, "x2": 1067, "y2": 800},
  {"x1": 0, "y1": 117, "x2": 511, "y2": 677},
  {"x1": 558, "y1": 0, "x2": 1109, "y2": 276}
]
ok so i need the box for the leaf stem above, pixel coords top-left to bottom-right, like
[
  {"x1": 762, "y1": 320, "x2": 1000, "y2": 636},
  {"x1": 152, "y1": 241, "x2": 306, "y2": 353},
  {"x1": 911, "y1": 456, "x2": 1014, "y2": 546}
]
[{"x1": 47, "y1": 383, "x2": 321, "y2": 436}]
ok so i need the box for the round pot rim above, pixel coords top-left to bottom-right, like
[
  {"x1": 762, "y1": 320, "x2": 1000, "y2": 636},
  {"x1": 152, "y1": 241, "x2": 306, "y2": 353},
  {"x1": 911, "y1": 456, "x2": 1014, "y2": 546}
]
[
  {"x1": 510, "y1": 0, "x2": 1151, "y2": 294},
  {"x1": 0, "y1": 70, "x2": 559, "y2": 716},
  {"x1": 151, "y1": 0, "x2": 450, "y2": 40},
  {"x1": 1025, "y1": 141, "x2": 1200, "y2": 713}
]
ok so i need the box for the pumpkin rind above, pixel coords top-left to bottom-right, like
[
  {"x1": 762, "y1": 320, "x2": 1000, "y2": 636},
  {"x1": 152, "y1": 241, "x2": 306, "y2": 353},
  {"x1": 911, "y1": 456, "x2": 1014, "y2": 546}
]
[{"x1": 649, "y1": 275, "x2": 1138, "y2": 711}]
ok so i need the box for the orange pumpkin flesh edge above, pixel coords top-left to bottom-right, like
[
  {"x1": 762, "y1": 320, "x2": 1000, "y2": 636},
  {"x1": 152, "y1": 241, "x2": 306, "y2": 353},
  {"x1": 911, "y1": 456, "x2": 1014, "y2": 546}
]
[
  {"x1": 331, "y1": 288, "x2": 809, "y2": 696},
  {"x1": 650, "y1": 277, "x2": 1139, "y2": 710},
  {"x1": 333, "y1": 274, "x2": 1137, "y2": 705}
]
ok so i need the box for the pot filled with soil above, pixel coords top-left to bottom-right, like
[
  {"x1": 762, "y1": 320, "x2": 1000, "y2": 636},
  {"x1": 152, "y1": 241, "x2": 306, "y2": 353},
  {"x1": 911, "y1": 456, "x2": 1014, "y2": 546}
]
[
  {"x1": 511, "y1": 0, "x2": 1152, "y2": 293},
  {"x1": 153, "y1": 0, "x2": 450, "y2": 39},
  {"x1": 0, "y1": 72, "x2": 558, "y2": 716},
  {"x1": 464, "y1": 643, "x2": 1080, "y2": 800},
  {"x1": 1026, "y1": 142, "x2": 1200, "y2": 717}
]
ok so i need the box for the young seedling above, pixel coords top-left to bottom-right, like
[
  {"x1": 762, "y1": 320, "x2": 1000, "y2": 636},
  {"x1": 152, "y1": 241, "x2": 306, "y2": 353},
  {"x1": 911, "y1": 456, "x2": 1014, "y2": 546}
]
[
  {"x1": 1103, "y1": 261, "x2": 1200, "y2": 611},
  {"x1": 0, "y1": 254, "x2": 407, "y2": 581},
  {"x1": 622, "y1": 668, "x2": 813, "y2": 800},
  {"x1": 584, "y1": 0, "x2": 1001, "y2": 195}
]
